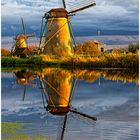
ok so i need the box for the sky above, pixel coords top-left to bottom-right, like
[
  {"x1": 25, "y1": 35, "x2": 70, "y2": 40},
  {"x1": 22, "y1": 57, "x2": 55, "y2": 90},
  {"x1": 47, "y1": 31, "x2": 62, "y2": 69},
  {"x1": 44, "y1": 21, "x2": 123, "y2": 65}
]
[{"x1": 1, "y1": 0, "x2": 139, "y2": 36}]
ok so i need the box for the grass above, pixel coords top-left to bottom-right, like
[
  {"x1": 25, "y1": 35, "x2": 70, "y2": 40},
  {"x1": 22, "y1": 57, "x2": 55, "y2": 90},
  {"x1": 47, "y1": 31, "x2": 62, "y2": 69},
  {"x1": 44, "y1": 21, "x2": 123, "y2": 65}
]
[
  {"x1": 41, "y1": 51, "x2": 139, "y2": 68},
  {"x1": 1, "y1": 41, "x2": 139, "y2": 69},
  {"x1": 2, "y1": 51, "x2": 138, "y2": 69},
  {"x1": 1, "y1": 42, "x2": 139, "y2": 69},
  {"x1": 2, "y1": 122, "x2": 52, "y2": 140},
  {"x1": 2, "y1": 56, "x2": 43, "y2": 66}
]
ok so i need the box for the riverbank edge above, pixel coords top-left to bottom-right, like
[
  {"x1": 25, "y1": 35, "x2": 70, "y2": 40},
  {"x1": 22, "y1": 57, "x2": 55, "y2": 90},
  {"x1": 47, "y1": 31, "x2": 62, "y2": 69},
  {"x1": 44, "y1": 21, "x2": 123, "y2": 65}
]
[{"x1": 1, "y1": 54, "x2": 139, "y2": 69}]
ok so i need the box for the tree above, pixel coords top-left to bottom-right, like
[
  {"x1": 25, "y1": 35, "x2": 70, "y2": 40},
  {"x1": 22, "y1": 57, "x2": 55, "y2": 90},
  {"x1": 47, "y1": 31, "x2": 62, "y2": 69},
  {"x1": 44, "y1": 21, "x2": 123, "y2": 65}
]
[
  {"x1": 75, "y1": 40, "x2": 101, "y2": 56},
  {"x1": 128, "y1": 43, "x2": 139, "y2": 53},
  {"x1": 1, "y1": 48, "x2": 11, "y2": 56}
]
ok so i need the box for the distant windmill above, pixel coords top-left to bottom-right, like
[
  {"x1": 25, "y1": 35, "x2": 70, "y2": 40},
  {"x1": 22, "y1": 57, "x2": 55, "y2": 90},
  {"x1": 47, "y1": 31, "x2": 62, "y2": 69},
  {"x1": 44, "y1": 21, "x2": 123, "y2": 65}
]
[
  {"x1": 39, "y1": 0, "x2": 96, "y2": 56},
  {"x1": 11, "y1": 18, "x2": 36, "y2": 57}
]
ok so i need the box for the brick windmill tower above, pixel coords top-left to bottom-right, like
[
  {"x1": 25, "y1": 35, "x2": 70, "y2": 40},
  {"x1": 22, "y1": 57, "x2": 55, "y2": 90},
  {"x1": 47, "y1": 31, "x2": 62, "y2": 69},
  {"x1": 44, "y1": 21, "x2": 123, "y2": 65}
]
[{"x1": 39, "y1": 0, "x2": 96, "y2": 57}]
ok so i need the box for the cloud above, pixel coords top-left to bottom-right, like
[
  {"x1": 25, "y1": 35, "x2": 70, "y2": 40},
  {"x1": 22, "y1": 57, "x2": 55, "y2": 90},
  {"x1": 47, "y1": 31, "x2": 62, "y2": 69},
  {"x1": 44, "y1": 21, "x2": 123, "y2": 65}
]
[{"x1": 1, "y1": 0, "x2": 139, "y2": 36}]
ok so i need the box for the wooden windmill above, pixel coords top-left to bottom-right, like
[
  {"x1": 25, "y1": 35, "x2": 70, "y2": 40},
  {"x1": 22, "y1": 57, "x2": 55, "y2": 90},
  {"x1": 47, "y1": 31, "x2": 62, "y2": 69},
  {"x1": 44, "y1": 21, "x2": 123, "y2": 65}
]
[
  {"x1": 39, "y1": 0, "x2": 96, "y2": 57},
  {"x1": 11, "y1": 18, "x2": 35, "y2": 57}
]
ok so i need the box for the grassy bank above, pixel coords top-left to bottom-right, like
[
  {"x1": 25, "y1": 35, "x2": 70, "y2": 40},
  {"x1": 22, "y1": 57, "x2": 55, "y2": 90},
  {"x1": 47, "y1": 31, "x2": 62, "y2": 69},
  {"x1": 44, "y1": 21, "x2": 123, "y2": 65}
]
[
  {"x1": 1, "y1": 56, "x2": 43, "y2": 66},
  {"x1": 1, "y1": 41, "x2": 139, "y2": 69},
  {"x1": 2, "y1": 122, "x2": 52, "y2": 140},
  {"x1": 2, "y1": 51, "x2": 139, "y2": 69}
]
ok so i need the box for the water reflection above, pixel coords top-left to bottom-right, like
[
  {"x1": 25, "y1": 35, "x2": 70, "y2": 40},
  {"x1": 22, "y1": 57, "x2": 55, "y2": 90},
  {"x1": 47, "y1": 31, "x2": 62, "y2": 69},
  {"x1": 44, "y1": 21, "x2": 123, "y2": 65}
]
[
  {"x1": 2, "y1": 67, "x2": 138, "y2": 140},
  {"x1": 39, "y1": 69, "x2": 74, "y2": 140},
  {"x1": 15, "y1": 70, "x2": 36, "y2": 86},
  {"x1": 41, "y1": 68, "x2": 72, "y2": 115},
  {"x1": 5, "y1": 67, "x2": 138, "y2": 84},
  {"x1": 12, "y1": 68, "x2": 98, "y2": 139},
  {"x1": 74, "y1": 69, "x2": 138, "y2": 85}
]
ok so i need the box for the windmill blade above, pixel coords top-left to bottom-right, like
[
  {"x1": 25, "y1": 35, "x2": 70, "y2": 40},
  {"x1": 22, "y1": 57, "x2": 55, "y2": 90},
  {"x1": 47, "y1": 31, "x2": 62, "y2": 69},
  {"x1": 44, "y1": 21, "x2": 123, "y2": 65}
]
[
  {"x1": 62, "y1": 0, "x2": 66, "y2": 8},
  {"x1": 22, "y1": 84, "x2": 27, "y2": 101},
  {"x1": 39, "y1": 17, "x2": 44, "y2": 49},
  {"x1": 70, "y1": 109, "x2": 97, "y2": 121},
  {"x1": 57, "y1": 115, "x2": 68, "y2": 140},
  {"x1": 10, "y1": 26, "x2": 16, "y2": 54},
  {"x1": 58, "y1": 0, "x2": 66, "y2": 8},
  {"x1": 11, "y1": 36, "x2": 16, "y2": 51},
  {"x1": 41, "y1": 87, "x2": 46, "y2": 108},
  {"x1": 68, "y1": 21, "x2": 77, "y2": 49},
  {"x1": 39, "y1": 77, "x2": 48, "y2": 102},
  {"x1": 68, "y1": 78, "x2": 77, "y2": 106},
  {"x1": 40, "y1": 77, "x2": 47, "y2": 108},
  {"x1": 11, "y1": 44, "x2": 16, "y2": 55},
  {"x1": 21, "y1": 17, "x2": 26, "y2": 35},
  {"x1": 26, "y1": 33, "x2": 36, "y2": 38},
  {"x1": 68, "y1": 0, "x2": 96, "y2": 14},
  {"x1": 21, "y1": 17, "x2": 29, "y2": 47}
]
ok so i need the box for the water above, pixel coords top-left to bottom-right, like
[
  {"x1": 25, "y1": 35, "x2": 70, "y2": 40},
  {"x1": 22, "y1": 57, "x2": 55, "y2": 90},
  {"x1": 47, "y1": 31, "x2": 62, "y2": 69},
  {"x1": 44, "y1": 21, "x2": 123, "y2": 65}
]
[{"x1": 1, "y1": 68, "x2": 138, "y2": 140}]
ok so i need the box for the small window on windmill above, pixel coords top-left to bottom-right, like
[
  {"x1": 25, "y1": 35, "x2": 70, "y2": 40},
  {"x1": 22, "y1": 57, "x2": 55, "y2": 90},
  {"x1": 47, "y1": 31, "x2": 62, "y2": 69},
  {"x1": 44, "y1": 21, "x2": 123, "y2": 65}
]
[{"x1": 56, "y1": 34, "x2": 59, "y2": 38}]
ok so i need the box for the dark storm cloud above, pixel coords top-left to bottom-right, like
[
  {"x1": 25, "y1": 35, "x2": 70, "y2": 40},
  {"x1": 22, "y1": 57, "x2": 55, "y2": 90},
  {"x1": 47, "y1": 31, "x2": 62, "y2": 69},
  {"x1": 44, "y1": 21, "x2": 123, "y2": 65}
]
[{"x1": 1, "y1": 0, "x2": 139, "y2": 36}]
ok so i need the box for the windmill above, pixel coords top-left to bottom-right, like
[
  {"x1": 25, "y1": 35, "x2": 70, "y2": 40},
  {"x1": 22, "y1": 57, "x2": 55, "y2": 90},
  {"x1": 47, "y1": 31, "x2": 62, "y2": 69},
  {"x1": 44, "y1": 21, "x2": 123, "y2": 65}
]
[
  {"x1": 39, "y1": 69, "x2": 97, "y2": 140},
  {"x1": 11, "y1": 18, "x2": 36, "y2": 57},
  {"x1": 39, "y1": 0, "x2": 96, "y2": 57}
]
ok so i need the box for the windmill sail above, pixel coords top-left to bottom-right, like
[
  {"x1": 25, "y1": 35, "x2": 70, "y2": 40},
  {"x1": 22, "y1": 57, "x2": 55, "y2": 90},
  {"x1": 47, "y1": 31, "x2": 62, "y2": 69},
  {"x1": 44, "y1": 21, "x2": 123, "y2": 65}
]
[
  {"x1": 62, "y1": 0, "x2": 66, "y2": 8},
  {"x1": 67, "y1": 0, "x2": 96, "y2": 14},
  {"x1": 26, "y1": 33, "x2": 36, "y2": 38},
  {"x1": 21, "y1": 18, "x2": 26, "y2": 35},
  {"x1": 58, "y1": 0, "x2": 66, "y2": 8}
]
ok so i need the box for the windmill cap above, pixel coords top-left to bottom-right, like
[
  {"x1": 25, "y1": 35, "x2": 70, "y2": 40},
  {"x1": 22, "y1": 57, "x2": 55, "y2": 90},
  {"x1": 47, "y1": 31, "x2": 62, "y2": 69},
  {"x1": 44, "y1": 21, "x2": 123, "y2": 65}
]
[
  {"x1": 93, "y1": 40, "x2": 100, "y2": 44},
  {"x1": 15, "y1": 34, "x2": 26, "y2": 40},
  {"x1": 17, "y1": 78, "x2": 27, "y2": 85},
  {"x1": 46, "y1": 105, "x2": 70, "y2": 116},
  {"x1": 46, "y1": 8, "x2": 68, "y2": 18}
]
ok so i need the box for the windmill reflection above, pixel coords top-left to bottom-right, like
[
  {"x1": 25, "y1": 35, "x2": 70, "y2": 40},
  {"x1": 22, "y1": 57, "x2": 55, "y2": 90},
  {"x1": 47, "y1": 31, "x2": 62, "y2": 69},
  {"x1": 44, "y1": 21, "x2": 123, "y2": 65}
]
[
  {"x1": 39, "y1": 68, "x2": 97, "y2": 140},
  {"x1": 12, "y1": 67, "x2": 138, "y2": 140},
  {"x1": 15, "y1": 70, "x2": 36, "y2": 85},
  {"x1": 14, "y1": 70, "x2": 37, "y2": 101},
  {"x1": 42, "y1": 69, "x2": 72, "y2": 115},
  {"x1": 14, "y1": 68, "x2": 97, "y2": 139}
]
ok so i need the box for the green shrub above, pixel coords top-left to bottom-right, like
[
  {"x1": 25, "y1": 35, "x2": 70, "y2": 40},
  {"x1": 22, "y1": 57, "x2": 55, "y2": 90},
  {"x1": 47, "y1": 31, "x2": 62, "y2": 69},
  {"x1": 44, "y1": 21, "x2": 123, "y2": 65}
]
[{"x1": 128, "y1": 43, "x2": 139, "y2": 53}]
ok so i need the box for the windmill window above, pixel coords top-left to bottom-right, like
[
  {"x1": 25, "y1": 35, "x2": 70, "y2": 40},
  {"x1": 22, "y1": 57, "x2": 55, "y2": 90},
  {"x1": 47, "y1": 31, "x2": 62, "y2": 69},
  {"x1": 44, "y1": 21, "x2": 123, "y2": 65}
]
[
  {"x1": 57, "y1": 43, "x2": 59, "y2": 46},
  {"x1": 56, "y1": 34, "x2": 59, "y2": 38}
]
